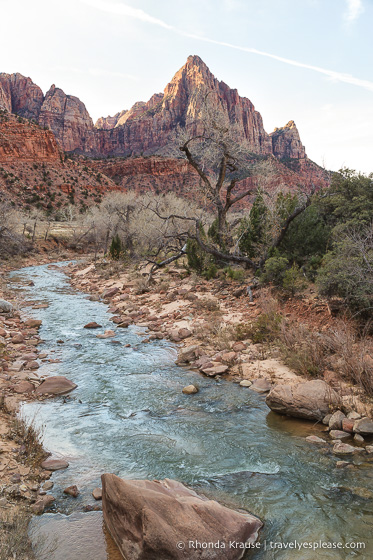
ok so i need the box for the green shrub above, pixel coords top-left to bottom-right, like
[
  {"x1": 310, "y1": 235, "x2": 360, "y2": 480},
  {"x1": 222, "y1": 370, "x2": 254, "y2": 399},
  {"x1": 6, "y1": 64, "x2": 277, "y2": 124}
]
[
  {"x1": 109, "y1": 234, "x2": 122, "y2": 260},
  {"x1": 203, "y1": 262, "x2": 218, "y2": 280},
  {"x1": 282, "y1": 264, "x2": 307, "y2": 295},
  {"x1": 225, "y1": 267, "x2": 245, "y2": 282},
  {"x1": 261, "y1": 256, "x2": 289, "y2": 286},
  {"x1": 247, "y1": 311, "x2": 283, "y2": 343}
]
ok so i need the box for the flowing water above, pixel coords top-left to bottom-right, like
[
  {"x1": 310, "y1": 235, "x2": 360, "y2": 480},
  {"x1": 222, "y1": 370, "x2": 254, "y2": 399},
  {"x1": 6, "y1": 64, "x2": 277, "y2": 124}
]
[{"x1": 8, "y1": 262, "x2": 373, "y2": 559}]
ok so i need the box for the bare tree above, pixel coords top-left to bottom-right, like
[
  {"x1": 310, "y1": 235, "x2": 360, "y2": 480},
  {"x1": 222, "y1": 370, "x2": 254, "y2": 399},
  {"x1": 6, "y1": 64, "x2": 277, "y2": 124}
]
[
  {"x1": 163, "y1": 96, "x2": 317, "y2": 271},
  {"x1": 0, "y1": 203, "x2": 30, "y2": 257}
]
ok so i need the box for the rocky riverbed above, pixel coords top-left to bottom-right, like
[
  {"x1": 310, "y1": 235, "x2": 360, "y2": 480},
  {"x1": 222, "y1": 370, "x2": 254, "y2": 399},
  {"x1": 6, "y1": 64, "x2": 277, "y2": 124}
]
[{"x1": 1, "y1": 257, "x2": 373, "y2": 559}]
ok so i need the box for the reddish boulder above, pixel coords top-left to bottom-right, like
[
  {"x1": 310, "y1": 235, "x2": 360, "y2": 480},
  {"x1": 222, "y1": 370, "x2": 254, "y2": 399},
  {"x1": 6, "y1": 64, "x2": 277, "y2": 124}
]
[
  {"x1": 35, "y1": 376, "x2": 77, "y2": 395},
  {"x1": 63, "y1": 485, "x2": 79, "y2": 497},
  {"x1": 24, "y1": 318, "x2": 42, "y2": 328},
  {"x1": 84, "y1": 322, "x2": 102, "y2": 329},
  {"x1": 101, "y1": 474, "x2": 262, "y2": 560}
]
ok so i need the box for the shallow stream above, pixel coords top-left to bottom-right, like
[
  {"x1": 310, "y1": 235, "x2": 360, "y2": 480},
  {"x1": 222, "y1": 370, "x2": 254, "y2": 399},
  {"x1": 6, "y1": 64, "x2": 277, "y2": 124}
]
[{"x1": 8, "y1": 262, "x2": 373, "y2": 559}]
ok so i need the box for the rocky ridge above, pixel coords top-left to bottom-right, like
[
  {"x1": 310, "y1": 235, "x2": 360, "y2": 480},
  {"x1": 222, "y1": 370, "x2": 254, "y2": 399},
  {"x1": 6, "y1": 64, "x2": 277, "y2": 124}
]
[
  {"x1": 1, "y1": 56, "x2": 324, "y2": 172},
  {"x1": 0, "y1": 56, "x2": 329, "y2": 206}
]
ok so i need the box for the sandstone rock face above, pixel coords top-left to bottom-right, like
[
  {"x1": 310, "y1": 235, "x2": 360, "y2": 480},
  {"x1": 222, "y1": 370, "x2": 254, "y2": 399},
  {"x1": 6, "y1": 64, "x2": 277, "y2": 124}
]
[
  {"x1": 1, "y1": 57, "x2": 329, "y2": 200},
  {"x1": 0, "y1": 112, "x2": 61, "y2": 163},
  {"x1": 2, "y1": 57, "x2": 314, "y2": 164},
  {"x1": 0, "y1": 73, "x2": 43, "y2": 119},
  {"x1": 270, "y1": 121, "x2": 306, "y2": 159},
  {"x1": 101, "y1": 474, "x2": 262, "y2": 560},
  {"x1": 38, "y1": 85, "x2": 94, "y2": 153},
  {"x1": 265, "y1": 380, "x2": 341, "y2": 421}
]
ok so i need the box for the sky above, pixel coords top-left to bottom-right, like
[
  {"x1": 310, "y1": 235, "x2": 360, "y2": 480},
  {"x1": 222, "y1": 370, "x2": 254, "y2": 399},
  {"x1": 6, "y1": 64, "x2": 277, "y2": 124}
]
[{"x1": 0, "y1": 0, "x2": 372, "y2": 173}]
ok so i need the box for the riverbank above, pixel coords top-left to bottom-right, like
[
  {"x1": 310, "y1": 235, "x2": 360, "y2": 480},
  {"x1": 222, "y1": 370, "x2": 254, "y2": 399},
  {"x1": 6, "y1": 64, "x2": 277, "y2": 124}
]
[
  {"x1": 0, "y1": 251, "x2": 80, "y2": 557},
  {"x1": 65, "y1": 258, "x2": 373, "y2": 418}
]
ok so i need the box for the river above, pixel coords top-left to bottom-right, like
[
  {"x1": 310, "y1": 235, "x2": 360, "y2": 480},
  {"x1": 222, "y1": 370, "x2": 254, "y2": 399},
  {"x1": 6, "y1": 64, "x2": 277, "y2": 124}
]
[{"x1": 8, "y1": 262, "x2": 373, "y2": 559}]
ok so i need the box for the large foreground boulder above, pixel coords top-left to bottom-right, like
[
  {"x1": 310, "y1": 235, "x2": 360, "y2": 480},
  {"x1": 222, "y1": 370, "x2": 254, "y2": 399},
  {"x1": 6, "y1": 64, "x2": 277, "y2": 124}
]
[
  {"x1": 35, "y1": 376, "x2": 77, "y2": 395},
  {"x1": 265, "y1": 379, "x2": 341, "y2": 421},
  {"x1": 101, "y1": 474, "x2": 262, "y2": 560}
]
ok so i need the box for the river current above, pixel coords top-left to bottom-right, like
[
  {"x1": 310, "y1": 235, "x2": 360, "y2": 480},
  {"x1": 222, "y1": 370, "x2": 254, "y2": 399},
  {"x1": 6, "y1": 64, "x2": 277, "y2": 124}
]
[{"x1": 8, "y1": 262, "x2": 373, "y2": 559}]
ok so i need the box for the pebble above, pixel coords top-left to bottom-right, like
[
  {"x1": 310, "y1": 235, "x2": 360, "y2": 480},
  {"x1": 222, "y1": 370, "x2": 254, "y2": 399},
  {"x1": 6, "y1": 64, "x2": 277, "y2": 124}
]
[
  {"x1": 63, "y1": 485, "x2": 80, "y2": 497},
  {"x1": 92, "y1": 487, "x2": 102, "y2": 500},
  {"x1": 239, "y1": 380, "x2": 252, "y2": 387},
  {"x1": 182, "y1": 385, "x2": 198, "y2": 394},
  {"x1": 305, "y1": 435, "x2": 326, "y2": 444}
]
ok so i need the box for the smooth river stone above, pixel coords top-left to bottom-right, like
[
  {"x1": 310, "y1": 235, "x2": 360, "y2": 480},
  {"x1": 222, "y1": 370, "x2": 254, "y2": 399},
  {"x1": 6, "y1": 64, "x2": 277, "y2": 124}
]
[
  {"x1": 35, "y1": 376, "x2": 77, "y2": 395},
  {"x1": 41, "y1": 459, "x2": 69, "y2": 471}
]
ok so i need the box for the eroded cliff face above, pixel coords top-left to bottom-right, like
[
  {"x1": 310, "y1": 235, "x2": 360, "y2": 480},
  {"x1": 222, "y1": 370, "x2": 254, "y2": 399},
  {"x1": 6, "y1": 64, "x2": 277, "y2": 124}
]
[
  {"x1": 0, "y1": 112, "x2": 118, "y2": 209},
  {"x1": 0, "y1": 57, "x2": 311, "y2": 163},
  {"x1": 92, "y1": 56, "x2": 273, "y2": 157},
  {"x1": 270, "y1": 120, "x2": 306, "y2": 159},
  {"x1": 0, "y1": 73, "x2": 44, "y2": 120},
  {"x1": 0, "y1": 55, "x2": 329, "y2": 199},
  {"x1": 0, "y1": 112, "x2": 61, "y2": 162},
  {"x1": 38, "y1": 85, "x2": 94, "y2": 153}
]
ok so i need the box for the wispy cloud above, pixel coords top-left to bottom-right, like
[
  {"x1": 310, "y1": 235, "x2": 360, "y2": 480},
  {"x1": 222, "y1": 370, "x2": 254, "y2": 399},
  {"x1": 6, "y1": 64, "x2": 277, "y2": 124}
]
[
  {"x1": 81, "y1": 0, "x2": 173, "y2": 29},
  {"x1": 81, "y1": 0, "x2": 373, "y2": 93},
  {"x1": 343, "y1": 0, "x2": 364, "y2": 24}
]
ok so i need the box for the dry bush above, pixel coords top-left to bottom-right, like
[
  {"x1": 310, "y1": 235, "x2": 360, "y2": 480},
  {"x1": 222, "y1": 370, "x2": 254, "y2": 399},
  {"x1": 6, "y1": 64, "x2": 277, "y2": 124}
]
[
  {"x1": 132, "y1": 274, "x2": 150, "y2": 295},
  {"x1": 198, "y1": 297, "x2": 221, "y2": 312},
  {"x1": 154, "y1": 280, "x2": 170, "y2": 293},
  {"x1": 0, "y1": 509, "x2": 36, "y2": 560},
  {"x1": 279, "y1": 319, "x2": 373, "y2": 395},
  {"x1": 323, "y1": 322, "x2": 373, "y2": 396},
  {"x1": 0, "y1": 507, "x2": 57, "y2": 560},
  {"x1": 241, "y1": 293, "x2": 373, "y2": 395},
  {"x1": 0, "y1": 203, "x2": 31, "y2": 258},
  {"x1": 9, "y1": 414, "x2": 47, "y2": 468},
  {"x1": 194, "y1": 311, "x2": 235, "y2": 350},
  {"x1": 278, "y1": 322, "x2": 326, "y2": 377}
]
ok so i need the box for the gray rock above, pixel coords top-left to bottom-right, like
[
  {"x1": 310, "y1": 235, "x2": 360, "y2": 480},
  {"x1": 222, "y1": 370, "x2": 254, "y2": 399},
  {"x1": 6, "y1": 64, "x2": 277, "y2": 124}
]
[
  {"x1": 347, "y1": 411, "x2": 361, "y2": 420},
  {"x1": 31, "y1": 494, "x2": 55, "y2": 514},
  {"x1": 332, "y1": 442, "x2": 362, "y2": 455},
  {"x1": 41, "y1": 459, "x2": 69, "y2": 471},
  {"x1": 0, "y1": 300, "x2": 13, "y2": 313},
  {"x1": 329, "y1": 430, "x2": 350, "y2": 440},
  {"x1": 266, "y1": 380, "x2": 341, "y2": 421},
  {"x1": 305, "y1": 435, "x2": 326, "y2": 444},
  {"x1": 366, "y1": 445, "x2": 373, "y2": 454},
  {"x1": 35, "y1": 376, "x2": 77, "y2": 396},
  {"x1": 336, "y1": 461, "x2": 350, "y2": 468},
  {"x1": 101, "y1": 474, "x2": 262, "y2": 560},
  {"x1": 329, "y1": 410, "x2": 346, "y2": 430},
  {"x1": 354, "y1": 434, "x2": 364, "y2": 443},
  {"x1": 353, "y1": 417, "x2": 373, "y2": 435},
  {"x1": 250, "y1": 378, "x2": 271, "y2": 393},
  {"x1": 239, "y1": 380, "x2": 252, "y2": 387},
  {"x1": 92, "y1": 487, "x2": 102, "y2": 500},
  {"x1": 176, "y1": 345, "x2": 201, "y2": 364},
  {"x1": 322, "y1": 414, "x2": 332, "y2": 425}
]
